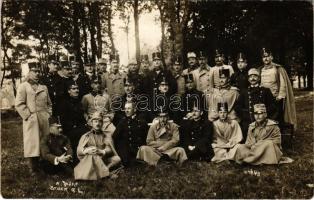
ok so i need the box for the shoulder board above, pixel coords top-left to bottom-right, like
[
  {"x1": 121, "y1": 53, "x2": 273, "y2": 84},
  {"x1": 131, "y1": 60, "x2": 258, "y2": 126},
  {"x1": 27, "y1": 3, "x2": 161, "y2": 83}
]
[{"x1": 266, "y1": 119, "x2": 279, "y2": 126}]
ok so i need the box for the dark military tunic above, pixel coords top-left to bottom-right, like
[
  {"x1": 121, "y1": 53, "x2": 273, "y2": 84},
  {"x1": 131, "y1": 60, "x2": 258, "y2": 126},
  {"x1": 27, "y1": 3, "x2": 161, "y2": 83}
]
[
  {"x1": 230, "y1": 69, "x2": 249, "y2": 91},
  {"x1": 146, "y1": 69, "x2": 177, "y2": 96},
  {"x1": 181, "y1": 88, "x2": 206, "y2": 118},
  {"x1": 180, "y1": 119, "x2": 213, "y2": 160},
  {"x1": 54, "y1": 73, "x2": 72, "y2": 116},
  {"x1": 236, "y1": 85, "x2": 277, "y2": 140},
  {"x1": 41, "y1": 72, "x2": 58, "y2": 116},
  {"x1": 40, "y1": 133, "x2": 74, "y2": 174},
  {"x1": 59, "y1": 96, "x2": 89, "y2": 163},
  {"x1": 127, "y1": 72, "x2": 146, "y2": 95},
  {"x1": 73, "y1": 73, "x2": 92, "y2": 100},
  {"x1": 113, "y1": 114, "x2": 148, "y2": 166}
]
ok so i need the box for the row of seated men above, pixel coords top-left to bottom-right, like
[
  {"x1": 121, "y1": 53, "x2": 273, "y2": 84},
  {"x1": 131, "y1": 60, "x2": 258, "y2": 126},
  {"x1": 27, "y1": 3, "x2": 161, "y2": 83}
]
[{"x1": 41, "y1": 101, "x2": 282, "y2": 181}]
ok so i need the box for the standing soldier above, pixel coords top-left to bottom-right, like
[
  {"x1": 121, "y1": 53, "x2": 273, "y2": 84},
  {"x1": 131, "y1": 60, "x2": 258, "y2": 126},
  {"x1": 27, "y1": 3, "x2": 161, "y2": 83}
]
[
  {"x1": 113, "y1": 101, "x2": 148, "y2": 167},
  {"x1": 183, "y1": 51, "x2": 198, "y2": 75},
  {"x1": 41, "y1": 54, "x2": 59, "y2": 116},
  {"x1": 236, "y1": 68, "x2": 277, "y2": 140},
  {"x1": 127, "y1": 60, "x2": 145, "y2": 95},
  {"x1": 192, "y1": 51, "x2": 211, "y2": 92},
  {"x1": 71, "y1": 59, "x2": 91, "y2": 100},
  {"x1": 83, "y1": 57, "x2": 95, "y2": 82},
  {"x1": 146, "y1": 52, "x2": 177, "y2": 96},
  {"x1": 259, "y1": 48, "x2": 297, "y2": 129},
  {"x1": 171, "y1": 55, "x2": 185, "y2": 96},
  {"x1": 205, "y1": 68, "x2": 239, "y2": 122},
  {"x1": 140, "y1": 54, "x2": 150, "y2": 78},
  {"x1": 209, "y1": 49, "x2": 234, "y2": 88},
  {"x1": 97, "y1": 58, "x2": 108, "y2": 75},
  {"x1": 101, "y1": 54, "x2": 126, "y2": 98},
  {"x1": 230, "y1": 52, "x2": 249, "y2": 91},
  {"x1": 55, "y1": 60, "x2": 73, "y2": 117},
  {"x1": 15, "y1": 62, "x2": 52, "y2": 176}
]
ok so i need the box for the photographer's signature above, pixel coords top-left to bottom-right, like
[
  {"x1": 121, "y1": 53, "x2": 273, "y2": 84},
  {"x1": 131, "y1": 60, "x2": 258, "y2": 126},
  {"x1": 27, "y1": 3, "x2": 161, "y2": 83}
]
[{"x1": 49, "y1": 181, "x2": 84, "y2": 194}]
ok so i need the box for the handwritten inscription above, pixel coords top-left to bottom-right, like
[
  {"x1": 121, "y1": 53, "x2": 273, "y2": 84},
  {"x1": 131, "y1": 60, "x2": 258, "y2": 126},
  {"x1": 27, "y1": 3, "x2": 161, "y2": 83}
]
[{"x1": 49, "y1": 181, "x2": 84, "y2": 194}]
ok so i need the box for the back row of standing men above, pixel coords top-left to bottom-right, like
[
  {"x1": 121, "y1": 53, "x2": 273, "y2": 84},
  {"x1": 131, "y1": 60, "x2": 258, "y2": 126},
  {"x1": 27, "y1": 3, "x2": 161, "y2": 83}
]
[{"x1": 15, "y1": 47, "x2": 297, "y2": 179}]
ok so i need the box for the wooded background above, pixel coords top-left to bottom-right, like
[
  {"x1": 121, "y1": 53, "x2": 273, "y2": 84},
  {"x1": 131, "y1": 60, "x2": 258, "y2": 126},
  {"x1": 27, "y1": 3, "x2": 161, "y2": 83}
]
[{"x1": 1, "y1": 0, "x2": 313, "y2": 92}]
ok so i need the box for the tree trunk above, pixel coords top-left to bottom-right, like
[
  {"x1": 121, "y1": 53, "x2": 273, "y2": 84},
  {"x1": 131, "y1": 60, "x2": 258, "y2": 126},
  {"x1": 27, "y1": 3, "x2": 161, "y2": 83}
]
[
  {"x1": 157, "y1": 0, "x2": 166, "y2": 67},
  {"x1": 95, "y1": 2, "x2": 102, "y2": 59},
  {"x1": 108, "y1": 1, "x2": 115, "y2": 54},
  {"x1": 73, "y1": 1, "x2": 82, "y2": 69},
  {"x1": 81, "y1": 4, "x2": 88, "y2": 62},
  {"x1": 133, "y1": 0, "x2": 141, "y2": 65},
  {"x1": 88, "y1": 2, "x2": 98, "y2": 62}
]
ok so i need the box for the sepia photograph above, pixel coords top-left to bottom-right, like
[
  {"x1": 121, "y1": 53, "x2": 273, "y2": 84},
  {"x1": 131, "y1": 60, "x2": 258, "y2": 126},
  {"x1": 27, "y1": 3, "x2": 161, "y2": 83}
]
[{"x1": 1, "y1": 0, "x2": 313, "y2": 198}]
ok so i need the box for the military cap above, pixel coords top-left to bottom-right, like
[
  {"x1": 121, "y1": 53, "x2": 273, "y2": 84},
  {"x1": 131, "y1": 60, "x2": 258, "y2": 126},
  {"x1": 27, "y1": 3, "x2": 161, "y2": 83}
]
[
  {"x1": 97, "y1": 58, "x2": 107, "y2": 64},
  {"x1": 124, "y1": 78, "x2": 134, "y2": 86},
  {"x1": 198, "y1": 51, "x2": 207, "y2": 59},
  {"x1": 248, "y1": 68, "x2": 260, "y2": 76},
  {"x1": 157, "y1": 106, "x2": 168, "y2": 117},
  {"x1": 184, "y1": 73, "x2": 194, "y2": 83},
  {"x1": 237, "y1": 52, "x2": 247, "y2": 62},
  {"x1": 217, "y1": 102, "x2": 228, "y2": 112},
  {"x1": 261, "y1": 47, "x2": 272, "y2": 57},
  {"x1": 173, "y1": 55, "x2": 182, "y2": 65},
  {"x1": 48, "y1": 54, "x2": 59, "y2": 64},
  {"x1": 84, "y1": 56, "x2": 95, "y2": 66},
  {"x1": 110, "y1": 54, "x2": 120, "y2": 62},
  {"x1": 128, "y1": 59, "x2": 138, "y2": 66},
  {"x1": 152, "y1": 52, "x2": 161, "y2": 60},
  {"x1": 141, "y1": 54, "x2": 149, "y2": 62},
  {"x1": 215, "y1": 49, "x2": 224, "y2": 58},
  {"x1": 254, "y1": 103, "x2": 267, "y2": 114},
  {"x1": 66, "y1": 80, "x2": 79, "y2": 90},
  {"x1": 219, "y1": 68, "x2": 230, "y2": 78},
  {"x1": 90, "y1": 111, "x2": 103, "y2": 121},
  {"x1": 158, "y1": 76, "x2": 168, "y2": 85},
  {"x1": 28, "y1": 62, "x2": 40, "y2": 71},
  {"x1": 187, "y1": 51, "x2": 197, "y2": 58},
  {"x1": 49, "y1": 117, "x2": 62, "y2": 127},
  {"x1": 60, "y1": 60, "x2": 71, "y2": 69}
]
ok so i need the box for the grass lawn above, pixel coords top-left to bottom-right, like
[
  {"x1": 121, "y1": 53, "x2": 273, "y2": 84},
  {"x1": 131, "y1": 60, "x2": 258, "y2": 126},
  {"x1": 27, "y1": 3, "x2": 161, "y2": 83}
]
[{"x1": 1, "y1": 92, "x2": 313, "y2": 198}]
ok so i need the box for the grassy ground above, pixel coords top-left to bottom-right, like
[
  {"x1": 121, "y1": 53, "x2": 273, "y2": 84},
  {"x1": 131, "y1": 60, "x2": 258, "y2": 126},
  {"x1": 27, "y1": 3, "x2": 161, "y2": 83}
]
[{"x1": 1, "y1": 91, "x2": 313, "y2": 198}]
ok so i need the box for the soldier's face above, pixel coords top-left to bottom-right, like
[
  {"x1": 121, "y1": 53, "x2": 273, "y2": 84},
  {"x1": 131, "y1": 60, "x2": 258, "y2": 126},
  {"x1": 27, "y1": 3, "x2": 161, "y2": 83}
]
[
  {"x1": 68, "y1": 86, "x2": 79, "y2": 98},
  {"x1": 48, "y1": 63, "x2": 58, "y2": 73},
  {"x1": 254, "y1": 112, "x2": 267, "y2": 123},
  {"x1": 192, "y1": 110, "x2": 202, "y2": 120},
  {"x1": 111, "y1": 61, "x2": 119, "y2": 72},
  {"x1": 159, "y1": 115, "x2": 168, "y2": 125},
  {"x1": 188, "y1": 57, "x2": 197, "y2": 67},
  {"x1": 124, "y1": 85, "x2": 134, "y2": 94},
  {"x1": 262, "y1": 55, "x2": 273, "y2": 65},
  {"x1": 92, "y1": 119, "x2": 103, "y2": 131},
  {"x1": 172, "y1": 64, "x2": 182, "y2": 73},
  {"x1": 153, "y1": 59, "x2": 162, "y2": 70},
  {"x1": 185, "y1": 82, "x2": 194, "y2": 91},
  {"x1": 141, "y1": 62, "x2": 149, "y2": 71},
  {"x1": 91, "y1": 83, "x2": 100, "y2": 92},
  {"x1": 237, "y1": 61, "x2": 247, "y2": 70},
  {"x1": 98, "y1": 64, "x2": 107, "y2": 72},
  {"x1": 29, "y1": 70, "x2": 40, "y2": 82},
  {"x1": 84, "y1": 65, "x2": 93, "y2": 73},
  {"x1": 199, "y1": 57, "x2": 207, "y2": 66},
  {"x1": 72, "y1": 66, "x2": 80, "y2": 74},
  {"x1": 158, "y1": 83, "x2": 169, "y2": 93},
  {"x1": 63, "y1": 68, "x2": 72, "y2": 77},
  {"x1": 125, "y1": 103, "x2": 135, "y2": 117},
  {"x1": 215, "y1": 56, "x2": 223, "y2": 66},
  {"x1": 248, "y1": 74, "x2": 260, "y2": 86},
  {"x1": 129, "y1": 64, "x2": 139, "y2": 73},
  {"x1": 219, "y1": 76, "x2": 229, "y2": 87},
  {"x1": 218, "y1": 110, "x2": 228, "y2": 120},
  {"x1": 50, "y1": 125, "x2": 62, "y2": 135}
]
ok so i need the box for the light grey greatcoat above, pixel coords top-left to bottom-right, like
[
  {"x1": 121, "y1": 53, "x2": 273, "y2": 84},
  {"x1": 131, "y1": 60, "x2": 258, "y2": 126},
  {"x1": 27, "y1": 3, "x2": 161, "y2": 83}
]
[{"x1": 15, "y1": 81, "x2": 52, "y2": 157}]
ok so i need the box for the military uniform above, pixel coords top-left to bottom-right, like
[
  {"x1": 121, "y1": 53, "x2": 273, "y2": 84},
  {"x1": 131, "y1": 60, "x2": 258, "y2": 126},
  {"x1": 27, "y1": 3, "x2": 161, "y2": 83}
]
[
  {"x1": 101, "y1": 72, "x2": 126, "y2": 97},
  {"x1": 208, "y1": 65, "x2": 234, "y2": 88},
  {"x1": 180, "y1": 118, "x2": 213, "y2": 160},
  {"x1": 192, "y1": 65, "x2": 211, "y2": 92},
  {"x1": 73, "y1": 73, "x2": 91, "y2": 100},
  {"x1": 173, "y1": 73, "x2": 185, "y2": 96},
  {"x1": 127, "y1": 73, "x2": 145, "y2": 95},
  {"x1": 113, "y1": 114, "x2": 148, "y2": 166},
  {"x1": 181, "y1": 88, "x2": 205, "y2": 117},
  {"x1": 230, "y1": 69, "x2": 249, "y2": 91},
  {"x1": 41, "y1": 72, "x2": 58, "y2": 116},
  {"x1": 146, "y1": 69, "x2": 177, "y2": 96}
]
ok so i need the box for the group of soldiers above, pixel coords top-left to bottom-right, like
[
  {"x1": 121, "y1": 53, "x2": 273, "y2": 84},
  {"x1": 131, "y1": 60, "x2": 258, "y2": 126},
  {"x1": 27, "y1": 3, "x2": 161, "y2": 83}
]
[{"x1": 15, "y1": 47, "x2": 297, "y2": 180}]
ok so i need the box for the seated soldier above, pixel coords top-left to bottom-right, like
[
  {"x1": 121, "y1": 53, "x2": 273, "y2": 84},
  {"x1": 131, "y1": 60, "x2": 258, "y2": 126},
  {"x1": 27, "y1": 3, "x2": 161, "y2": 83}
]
[
  {"x1": 235, "y1": 104, "x2": 283, "y2": 165},
  {"x1": 81, "y1": 78, "x2": 115, "y2": 137},
  {"x1": 180, "y1": 105, "x2": 213, "y2": 161},
  {"x1": 211, "y1": 102, "x2": 243, "y2": 163},
  {"x1": 113, "y1": 101, "x2": 148, "y2": 167},
  {"x1": 40, "y1": 118, "x2": 73, "y2": 175},
  {"x1": 74, "y1": 112, "x2": 121, "y2": 180},
  {"x1": 136, "y1": 109, "x2": 187, "y2": 166}
]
